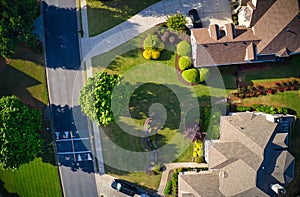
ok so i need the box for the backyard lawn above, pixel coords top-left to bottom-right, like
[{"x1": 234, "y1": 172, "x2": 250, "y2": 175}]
[
  {"x1": 86, "y1": 0, "x2": 160, "y2": 36},
  {"x1": 0, "y1": 45, "x2": 62, "y2": 197}
]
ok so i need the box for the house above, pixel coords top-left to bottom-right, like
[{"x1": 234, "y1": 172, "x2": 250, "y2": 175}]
[
  {"x1": 190, "y1": 0, "x2": 300, "y2": 67},
  {"x1": 178, "y1": 112, "x2": 296, "y2": 197}
]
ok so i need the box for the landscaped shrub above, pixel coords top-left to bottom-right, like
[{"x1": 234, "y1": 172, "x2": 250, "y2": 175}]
[
  {"x1": 166, "y1": 13, "x2": 187, "y2": 31},
  {"x1": 177, "y1": 40, "x2": 191, "y2": 56},
  {"x1": 157, "y1": 42, "x2": 165, "y2": 51},
  {"x1": 143, "y1": 34, "x2": 161, "y2": 50},
  {"x1": 251, "y1": 104, "x2": 288, "y2": 115},
  {"x1": 178, "y1": 56, "x2": 191, "y2": 70},
  {"x1": 151, "y1": 50, "x2": 161, "y2": 60},
  {"x1": 169, "y1": 36, "x2": 177, "y2": 44},
  {"x1": 153, "y1": 163, "x2": 161, "y2": 174},
  {"x1": 164, "y1": 180, "x2": 172, "y2": 195},
  {"x1": 193, "y1": 140, "x2": 204, "y2": 163},
  {"x1": 161, "y1": 31, "x2": 170, "y2": 43},
  {"x1": 172, "y1": 172, "x2": 178, "y2": 194},
  {"x1": 236, "y1": 106, "x2": 252, "y2": 112},
  {"x1": 143, "y1": 50, "x2": 152, "y2": 60},
  {"x1": 199, "y1": 68, "x2": 211, "y2": 82},
  {"x1": 182, "y1": 68, "x2": 199, "y2": 83}
]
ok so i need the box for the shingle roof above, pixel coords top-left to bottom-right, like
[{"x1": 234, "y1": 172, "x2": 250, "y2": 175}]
[
  {"x1": 191, "y1": 0, "x2": 300, "y2": 67},
  {"x1": 179, "y1": 170, "x2": 224, "y2": 197},
  {"x1": 254, "y1": 0, "x2": 299, "y2": 53}
]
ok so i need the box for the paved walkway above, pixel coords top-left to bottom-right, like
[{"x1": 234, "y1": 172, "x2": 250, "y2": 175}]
[{"x1": 157, "y1": 162, "x2": 208, "y2": 196}]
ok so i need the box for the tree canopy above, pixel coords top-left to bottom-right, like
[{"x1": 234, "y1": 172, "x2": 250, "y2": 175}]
[
  {"x1": 79, "y1": 71, "x2": 121, "y2": 126},
  {"x1": 166, "y1": 13, "x2": 187, "y2": 31},
  {"x1": 0, "y1": 0, "x2": 39, "y2": 58},
  {"x1": 0, "y1": 95, "x2": 43, "y2": 170}
]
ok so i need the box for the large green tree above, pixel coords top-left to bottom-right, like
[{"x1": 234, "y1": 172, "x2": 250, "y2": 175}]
[
  {"x1": 0, "y1": 95, "x2": 43, "y2": 170},
  {"x1": 0, "y1": 0, "x2": 38, "y2": 58},
  {"x1": 166, "y1": 13, "x2": 187, "y2": 31},
  {"x1": 79, "y1": 72, "x2": 121, "y2": 126}
]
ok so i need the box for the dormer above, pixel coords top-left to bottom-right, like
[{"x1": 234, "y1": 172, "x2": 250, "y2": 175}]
[
  {"x1": 224, "y1": 23, "x2": 236, "y2": 39},
  {"x1": 208, "y1": 24, "x2": 221, "y2": 40}
]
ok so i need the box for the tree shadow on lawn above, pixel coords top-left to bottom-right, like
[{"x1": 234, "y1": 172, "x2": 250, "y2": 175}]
[
  {"x1": 12, "y1": 43, "x2": 44, "y2": 66},
  {"x1": 0, "y1": 179, "x2": 19, "y2": 197},
  {"x1": 0, "y1": 63, "x2": 57, "y2": 167},
  {"x1": 238, "y1": 55, "x2": 300, "y2": 84},
  {"x1": 129, "y1": 83, "x2": 183, "y2": 130}
]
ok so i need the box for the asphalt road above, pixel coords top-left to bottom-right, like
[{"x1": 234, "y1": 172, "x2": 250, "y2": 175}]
[{"x1": 43, "y1": 0, "x2": 98, "y2": 196}]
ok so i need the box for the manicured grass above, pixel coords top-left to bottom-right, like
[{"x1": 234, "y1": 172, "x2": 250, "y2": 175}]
[
  {"x1": 239, "y1": 56, "x2": 300, "y2": 85},
  {"x1": 174, "y1": 143, "x2": 193, "y2": 162},
  {"x1": 0, "y1": 45, "x2": 62, "y2": 196},
  {"x1": 86, "y1": 0, "x2": 160, "y2": 36},
  {"x1": 0, "y1": 158, "x2": 62, "y2": 197}
]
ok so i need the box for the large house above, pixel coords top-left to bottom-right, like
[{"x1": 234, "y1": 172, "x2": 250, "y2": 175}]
[
  {"x1": 178, "y1": 112, "x2": 296, "y2": 196},
  {"x1": 190, "y1": 0, "x2": 300, "y2": 67}
]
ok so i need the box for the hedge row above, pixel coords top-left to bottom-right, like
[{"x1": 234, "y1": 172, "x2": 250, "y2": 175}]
[{"x1": 236, "y1": 104, "x2": 288, "y2": 115}]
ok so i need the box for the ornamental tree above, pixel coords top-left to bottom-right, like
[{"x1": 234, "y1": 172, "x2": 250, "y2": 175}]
[
  {"x1": 0, "y1": 0, "x2": 39, "y2": 58},
  {"x1": 79, "y1": 71, "x2": 120, "y2": 126},
  {"x1": 0, "y1": 95, "x2": 43, "y2": 170},
  {"x1": 166, "y1": 13, "x2": 187, "y2": 31}
]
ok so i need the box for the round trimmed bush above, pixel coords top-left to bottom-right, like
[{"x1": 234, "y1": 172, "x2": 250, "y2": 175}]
[
  {"x1": 182, "y1": 68, "x2": 200, "y2": 83},
  {"x1": 151, "y1": 50, "x2": 161, "y2": 60},
  {"x1": 199, "y1": 68, "x2": 211, "y2": 82},
  {"x1": 177, "y1": 40, "x2": 191, "y2": 56},
  {"x1": 143, "y1": 50, "x2": 152, "y2": 60},
  {"x1": 178, "y1": 56, "x2": 192, "y2": 70}
]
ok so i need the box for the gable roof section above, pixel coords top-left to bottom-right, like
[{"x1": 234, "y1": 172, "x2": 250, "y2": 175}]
[
  {"x1": 260, "y1": 14, "x2": 300, "y2": 56},
  {"x1": 179, "y1": 170, "x2": 223, "y2": 197},
  {"x1": 249, "y1": 0, "x2": 276, "y2": 26},
  {"x1": 253, "y1": 0, "x2": 299, "y2": 53},
  {"x1": 219, "y1": 159, "x2": 258, "y2": 196}
]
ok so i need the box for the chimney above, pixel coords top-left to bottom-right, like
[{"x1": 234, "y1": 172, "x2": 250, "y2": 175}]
[
  {"x1": 208, "y1": 24, "x2": 221, "y2": 40},
  {"x1": 224, "y1": 23, "x2": 236, "y2": 39}
]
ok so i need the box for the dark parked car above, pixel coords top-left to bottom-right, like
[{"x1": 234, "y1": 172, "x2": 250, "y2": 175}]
[
  {"x1": 188, "y1": 9, "x2": 203, "y2": 28},
  {"x1": 111, "y1": 179, "x2": 136, "y2": 196}
]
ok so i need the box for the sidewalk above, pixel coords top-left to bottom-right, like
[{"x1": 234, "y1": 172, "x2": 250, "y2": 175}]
[{"x1": 80, "y1": 0, "x2": 232, "y2": 60}]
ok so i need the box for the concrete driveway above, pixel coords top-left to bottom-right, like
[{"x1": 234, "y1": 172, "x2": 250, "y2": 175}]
[{"x1": 82, "y1": 0, "x2": 232, "y2": 59}]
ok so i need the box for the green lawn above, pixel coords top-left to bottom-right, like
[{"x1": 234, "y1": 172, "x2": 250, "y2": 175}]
[
  {"x1": 0, "y1": 158, "x2": 62, "y2": 197},
  {"x1": 86, "y1": 0, "x2": 161, "y2": 36},
  {"x1": 0, "y1": 45, "x2": 62, "y2": 197}
]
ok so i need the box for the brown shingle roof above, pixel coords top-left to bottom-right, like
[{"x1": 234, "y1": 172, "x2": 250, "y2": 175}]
[
  {"x1": 191, "y1": 0, "x2": 300, "y2": 67},
  {"x1": 250, "y1": 0, "x2": 276, "y2": 26},
  {"x1": 260, "y1": 14, "x2": 300, "y2": 56},
  {"x1": 254, "y1": 0, "x2": 299, "y2": 53}
]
